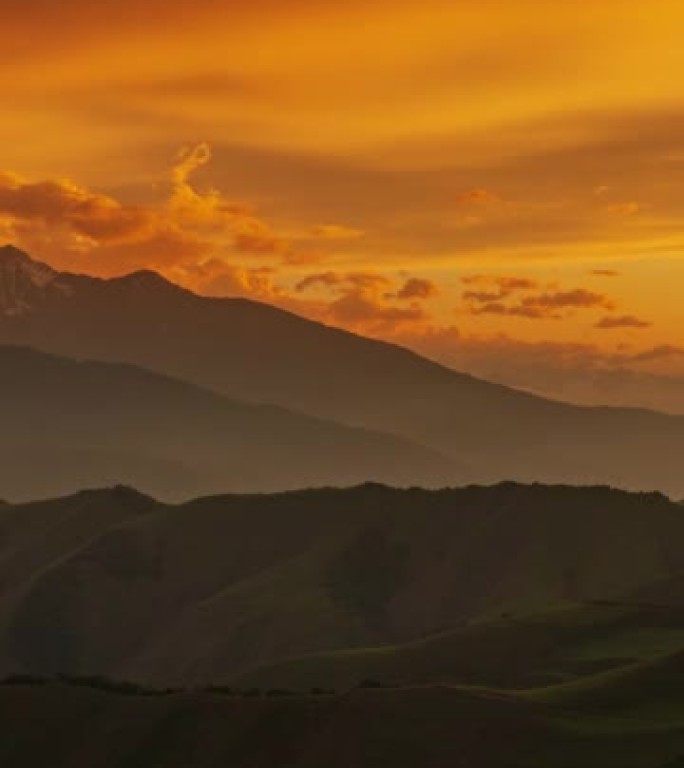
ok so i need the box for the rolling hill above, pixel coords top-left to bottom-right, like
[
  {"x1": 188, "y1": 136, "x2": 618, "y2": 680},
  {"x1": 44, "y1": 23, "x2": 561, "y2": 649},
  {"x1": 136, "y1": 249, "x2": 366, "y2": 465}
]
[
  {"x1": 1, "y1": 483, "x2": 684, "y2": 686},
  {"x1": 1, "y1": 245, "x2": 684, "y2": 495},
  {"x1": 233, "y1": 602, "x2": 684, "y2": 691},
  {"x1": 0, "y1": 345, "x2": 454, "y2": 501},
  {"x1": 1, "y1": 675, "x2": 684, "y2": 768}
]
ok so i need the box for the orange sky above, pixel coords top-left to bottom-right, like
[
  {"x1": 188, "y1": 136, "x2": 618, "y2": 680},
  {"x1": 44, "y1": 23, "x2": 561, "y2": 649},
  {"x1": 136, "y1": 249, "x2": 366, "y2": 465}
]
[{"x1": 2, "y1": 0, "x2": 684, "y2": 408}]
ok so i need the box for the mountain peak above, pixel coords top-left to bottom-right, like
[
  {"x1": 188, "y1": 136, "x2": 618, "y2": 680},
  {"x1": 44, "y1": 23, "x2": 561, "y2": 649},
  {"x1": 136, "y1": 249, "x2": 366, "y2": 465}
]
[
  {"x1": 0, "y1": 244, "x2": 36, "y2": 265},
  {"x1": 0, "y1": 245, "x2": 60, "y2": 316},
  {"x1": 115, "y1": 270, "x2": 174, "y2": 288},
  {"x1": 0, "y1": 245, "x2": 56, "y2": 277}
]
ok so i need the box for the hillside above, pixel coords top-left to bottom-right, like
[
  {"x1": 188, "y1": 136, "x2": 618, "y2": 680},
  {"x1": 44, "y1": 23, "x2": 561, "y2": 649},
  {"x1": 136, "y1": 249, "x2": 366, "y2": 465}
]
[
  {"x1": 1, "y1": 678, "x2": 684, "y2": 768},
  {"x1": 234, "y1": 602, "x2": 684, "y2": 691},
  {"x1": 2, "y1": 246, "x2": 684, "y2": 495},
  {"x1": 1, "y1": 483, "x2": 684, "y2": 686},
  {"x1": 0, "y1": 345, "x2": 454, "y2": 501}
]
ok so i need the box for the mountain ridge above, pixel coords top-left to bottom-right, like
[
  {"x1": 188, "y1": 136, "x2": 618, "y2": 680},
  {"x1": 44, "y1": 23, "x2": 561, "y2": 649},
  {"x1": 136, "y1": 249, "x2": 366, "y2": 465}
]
[
  {"x1": 1, "y1": 482, "x2": 683, "y2": 686},
  {"x1": 0, "y1": 344, "x2": 455, "y2": 501},
  {"x1": 3, "y1": 246, "x2": 684, "y2": 495}
]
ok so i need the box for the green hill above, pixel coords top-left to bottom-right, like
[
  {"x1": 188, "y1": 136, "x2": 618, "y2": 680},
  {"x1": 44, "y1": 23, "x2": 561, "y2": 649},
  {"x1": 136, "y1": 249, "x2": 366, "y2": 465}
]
[
  {"x1": 234, "y1": 603, "x2": 684, "y2": 691},
  {"x1": 1, "y1": 679, "x2": 684, "y2": 768},
  {"x1": 1, "y1": 483, "x2": 684, "y2": 686}
]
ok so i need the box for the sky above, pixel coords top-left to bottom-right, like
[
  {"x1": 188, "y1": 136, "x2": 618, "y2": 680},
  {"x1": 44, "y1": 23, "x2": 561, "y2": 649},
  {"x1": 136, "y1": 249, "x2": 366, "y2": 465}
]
[{"x1": 2, "y1": 0, "x2": 684, "y2": 410}]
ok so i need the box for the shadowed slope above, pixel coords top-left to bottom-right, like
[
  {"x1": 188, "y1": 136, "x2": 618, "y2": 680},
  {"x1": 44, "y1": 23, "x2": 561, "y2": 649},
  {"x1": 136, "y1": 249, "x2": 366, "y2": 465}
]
[
  {"x1": 1, "y1": 679, "x2": 684, "y2": 768},
  {"x1": 1, "y1": 484, "x2": 684, "y2": 686},
  {"x1": 234, "y1": 603, "x2": 684, "y2": 691}
]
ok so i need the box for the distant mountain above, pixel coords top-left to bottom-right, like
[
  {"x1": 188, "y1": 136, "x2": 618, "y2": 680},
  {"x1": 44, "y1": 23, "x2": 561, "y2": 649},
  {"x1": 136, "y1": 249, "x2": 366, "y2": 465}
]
[
  {"x1": 1, "y1": 246, "x2": 683, "y2": 495},
  {"x1": 0, "y1": 346, "x2": 454, "y2": 501},
  {"x1": 1, "y1": 483, "x2": 684, "y2": 686}
]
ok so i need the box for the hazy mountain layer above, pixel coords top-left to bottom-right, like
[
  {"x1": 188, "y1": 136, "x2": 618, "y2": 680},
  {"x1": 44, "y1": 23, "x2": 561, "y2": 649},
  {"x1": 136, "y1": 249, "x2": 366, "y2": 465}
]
[
  {"x1": 2, "y1": 246, "x2": 683, "y2": 495},
  {"x1": 0, "y1": 345, "x2": 454, "y2": 501}
]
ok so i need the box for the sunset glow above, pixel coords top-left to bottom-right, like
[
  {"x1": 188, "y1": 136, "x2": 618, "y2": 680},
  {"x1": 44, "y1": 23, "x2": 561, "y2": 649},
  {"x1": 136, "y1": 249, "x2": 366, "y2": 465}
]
[{"x1": 3, "y1": 0, "x2": 684, "y2": 407}]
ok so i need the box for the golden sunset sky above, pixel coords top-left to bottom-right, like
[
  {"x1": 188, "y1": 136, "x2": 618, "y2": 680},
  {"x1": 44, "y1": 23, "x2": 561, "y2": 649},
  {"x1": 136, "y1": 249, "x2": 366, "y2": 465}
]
[{"x1": 3, "y1": 0, "x2": 684, "y2": 408}]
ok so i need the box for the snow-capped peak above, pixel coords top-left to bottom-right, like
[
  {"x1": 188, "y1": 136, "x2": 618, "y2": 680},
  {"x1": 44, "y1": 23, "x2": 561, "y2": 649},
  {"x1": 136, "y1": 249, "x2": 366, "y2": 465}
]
[{"x1": 0, "y1": 245, "x2": 61, "y2": 316}]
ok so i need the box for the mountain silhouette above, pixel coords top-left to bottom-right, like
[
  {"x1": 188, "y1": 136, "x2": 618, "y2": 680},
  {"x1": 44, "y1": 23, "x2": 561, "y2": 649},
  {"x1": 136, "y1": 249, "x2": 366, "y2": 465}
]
[
  {"x1": 1, "y1": 482, "x2": 682, "y2": 686},
  {"x1": 0, "y1": 345, "x2": 454, "y2": 501},
  {"x1": 1, "y1": 246, "x2": 683, "y2": 495}
]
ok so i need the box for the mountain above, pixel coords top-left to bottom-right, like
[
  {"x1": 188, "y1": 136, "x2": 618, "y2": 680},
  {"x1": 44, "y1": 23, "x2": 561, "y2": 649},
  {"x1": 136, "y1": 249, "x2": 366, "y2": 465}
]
[
  {"x1": 1, "y1": 245, "x2": 683, "y2": 495},
  {"x1": 0, "y1": 345, "x2": 454, "y2": 501},
  {"x1": 1, "y1": 483, "x2": 684, "y2": 686}
]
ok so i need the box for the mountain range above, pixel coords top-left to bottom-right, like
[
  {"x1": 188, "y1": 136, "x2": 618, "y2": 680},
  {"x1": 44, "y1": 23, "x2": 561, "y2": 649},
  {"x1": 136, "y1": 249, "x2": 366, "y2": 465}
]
[
  {"x1": 1, "y1": 482, "x2": 683, "y2": 687},
  {"x1": 2, "y1": 244, "x2": 684, "y2": 497},
  {"x1": 0, "y1": 345, "x2": 451, "y2": 501},
  {"x1": 1, "y1": 482, "x2": 684, "y2": 766}
]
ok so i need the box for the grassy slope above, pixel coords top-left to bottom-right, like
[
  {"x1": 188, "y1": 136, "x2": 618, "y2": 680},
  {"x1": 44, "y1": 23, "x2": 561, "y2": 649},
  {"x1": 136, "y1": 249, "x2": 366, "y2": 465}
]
[
  {"x1": 233, "y1": 603, "x2": 684, "y2": 691},
  {"x1": 2, "y1": 483, "x2": 684, "y2": 685},
  {"x1": 0, "y1": 680, "x2": 683, "y2": 768}
]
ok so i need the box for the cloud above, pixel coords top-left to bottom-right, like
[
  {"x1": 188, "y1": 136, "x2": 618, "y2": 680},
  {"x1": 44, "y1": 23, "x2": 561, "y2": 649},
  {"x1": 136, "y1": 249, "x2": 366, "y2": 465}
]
[
  {"x1": 295, "y1": 272, "x2": 341, "y2": 292},
  {"x1": 311, "y1": 224, "x2": 365, "y2": 240},
  {"x1": 622, "y1": 345, "x2": 684, "y2": 365},
  {"x1": 461, "y1": 275, "x2": 540, "y2": 292},
  {"x1": 521, "y1": 289, "x2": 615, "y2": 314},
  {"x1": 233, "y1": 220, "x2": 287, "y2": 255},
  {"x1": 591, "y1": 269, "x2": 621, "y2": 277},
  {"x1": 0, "y1": 143, "x2": 340, "y2": 279},
  {"x1": 455, "y1": 188, "x2": 504, "y2": 207},
  {"x1": 327, "y1": 293, "x2": 427, "y2": 327},
  {"x1": 395, "y1": 277, "x2": 439, "y2": 301},
  {"x1": 605, "y1": 202, "x2": 642, "y2": 217},
  {"x1": 296, "y1": 271, "x2": 391, "y2": 293},
  {"x1": 383, "y1": 327, "x2": 684, "y2": 413},
  {"x1": 295, "y1": 269, "x2": 432, "y2": 333},
  {"x1": 178, "y1": 259, "x2": 281, "y2": 299},
  {"x1": 461, "y1": 275, "x2": 540, "y2": 303},
  {"x1": 595, "y1": 314, "x2": 652, "y2": 330},
  {"x1": 462, "y1": 277, "x2": 615, "y2": 320},
  {"x1": 0, "y1": 172, "x2": 153, "y2": 245}
]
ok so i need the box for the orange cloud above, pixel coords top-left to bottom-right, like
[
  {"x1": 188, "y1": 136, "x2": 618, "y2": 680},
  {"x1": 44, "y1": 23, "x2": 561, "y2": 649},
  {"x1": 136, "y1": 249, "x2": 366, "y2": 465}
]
[
  {"x1": 311, "y1": 224, "x2": 365, "y2": 240},
  {"x1": 395, "y1": 277, "x2": 439, "y2": 301},
  {"x1": 455, "y1": 189, "x2": 504, "y2": 207},
  {"x1": 296, "y1": 272, "x2": 391, "y2": 293},
  {"x1": 591, "y1": 269, "x2": 621, "y2": 277},
  {"x1": 605, "y1": 202, "x2": 642, "y2": 217},
  {"x1": 465, "y1": 286, "x2": 616, "y2": 320},
  {"x1": 295, "y1": 270, "x2": 432, "y2": 333},
  {"x1": 0, "y1": 145, "x2": 342, "y2": 279},
  {"x1": 0, "y1": 172, "x2": 153, "y2": 245},
  {"x1": 595, "y1": 314, "x2": 651, "y2": 330}
]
